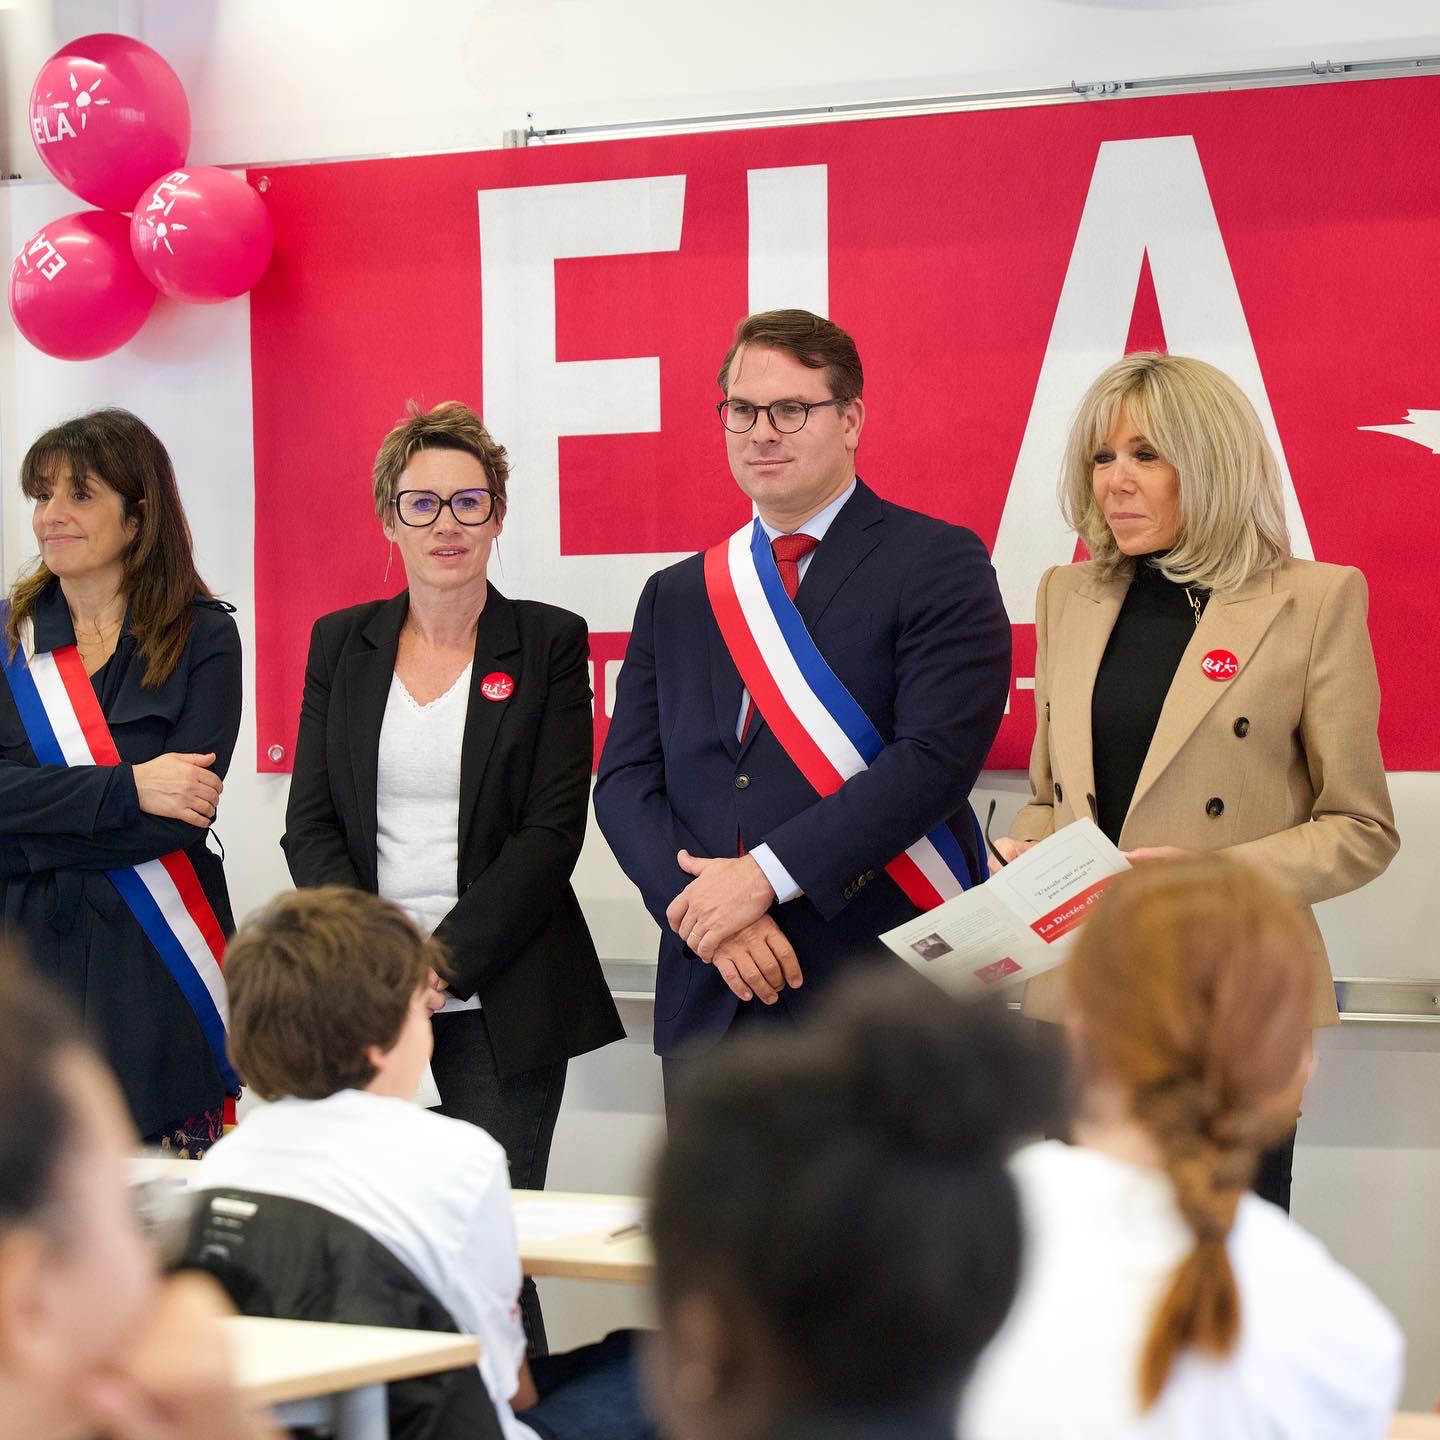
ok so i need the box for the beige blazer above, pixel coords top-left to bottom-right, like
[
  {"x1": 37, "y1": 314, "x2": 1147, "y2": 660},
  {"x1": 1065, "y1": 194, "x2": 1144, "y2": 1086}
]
[{"x1": 1012, "y1": 558, "x2": 1399, "y2": 1027}]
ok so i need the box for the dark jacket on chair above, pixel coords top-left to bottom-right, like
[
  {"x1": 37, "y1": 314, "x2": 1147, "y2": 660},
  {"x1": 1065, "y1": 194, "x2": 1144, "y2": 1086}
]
[{"x1": 182, "y1": 1187, "x2": 503, "y2": 1440}]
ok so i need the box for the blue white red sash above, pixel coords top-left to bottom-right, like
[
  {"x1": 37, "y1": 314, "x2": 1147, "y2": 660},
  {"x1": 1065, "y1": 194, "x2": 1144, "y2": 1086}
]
[
  {"x1": 0, "y1": 609, "x2": 239, "y2": 1096},
  {"x1": 704, "y1": 519, "x2": 983, "y2": 911}
]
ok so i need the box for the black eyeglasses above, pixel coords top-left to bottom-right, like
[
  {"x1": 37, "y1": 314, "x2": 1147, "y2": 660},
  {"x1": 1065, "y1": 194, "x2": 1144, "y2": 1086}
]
[
  {"x1": 716, "y1": 398, "x2": 849, "y2": 434},
  {"x1": 393, "y1": 488, "x2": 497, "y2": 527}
]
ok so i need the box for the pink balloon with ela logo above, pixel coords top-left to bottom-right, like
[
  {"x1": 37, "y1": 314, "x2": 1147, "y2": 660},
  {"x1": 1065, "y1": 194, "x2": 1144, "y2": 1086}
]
[
  {"x1": 8, "y1": 210, "x2": 158, "y2": 360},
  {"x1": 130, "y1": 167, "x2": 274, "y2": 303},
  {"x1": 29, "y1": 33, "x2": 190, "y2": 212}
]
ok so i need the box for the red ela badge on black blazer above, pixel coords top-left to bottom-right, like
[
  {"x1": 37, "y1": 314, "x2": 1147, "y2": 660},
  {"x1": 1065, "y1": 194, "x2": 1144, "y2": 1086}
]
[
  {"x1": 480, "y1": 672, "x2": 514, "y2": 701},
  {"x1": 1201, "y1": 650, "x2": 1239, "y2": 682}
]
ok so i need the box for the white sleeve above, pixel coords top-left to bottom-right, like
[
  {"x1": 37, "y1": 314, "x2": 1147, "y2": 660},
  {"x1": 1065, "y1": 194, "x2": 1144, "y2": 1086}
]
[
  {"x1": 447, "y1": 1152, "x2": 529, "y2": 1410},
  {"x1": 749, "y1": 842, "x2": 803, "y2": 902}
]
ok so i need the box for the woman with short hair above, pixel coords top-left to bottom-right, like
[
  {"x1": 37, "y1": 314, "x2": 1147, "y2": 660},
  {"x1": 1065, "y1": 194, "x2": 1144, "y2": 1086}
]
[
  {"x1": 1, "y1": 409, "x2": 241, "y2": 1154},
  {"x1": 964, "y1": 857, "x2": 1402, "y2": 1439},
  {"x1": 283, "y1": 400, "x2": 623, "y2": 1352},
  {"x1": 995, "y1": 352, "x2": 1399, "y2": 1209}
]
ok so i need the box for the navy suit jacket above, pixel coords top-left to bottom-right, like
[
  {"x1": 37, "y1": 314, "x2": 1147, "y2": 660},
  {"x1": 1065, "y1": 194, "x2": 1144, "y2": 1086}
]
[{"x1": 594, "y1": 480, "x2": 1011, "y2": 1056}]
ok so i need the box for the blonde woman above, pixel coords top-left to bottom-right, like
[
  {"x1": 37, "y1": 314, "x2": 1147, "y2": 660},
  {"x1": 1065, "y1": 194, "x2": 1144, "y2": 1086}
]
[
  {"x1": 994, "y1": 353, "x2": 1398, "y2": 1210},
  {"x1": 964, "y1": 858, "x2": 1402, "y2": 1440}
]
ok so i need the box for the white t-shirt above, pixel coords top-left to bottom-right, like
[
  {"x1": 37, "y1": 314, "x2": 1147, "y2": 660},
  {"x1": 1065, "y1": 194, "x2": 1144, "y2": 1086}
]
[
  {"x1": 376, "y1": 664, "x2": 478, "y2": 1014},
  {"x1": 194, "y1": 1090, "x2": 537, "y2": 1440},
  {"x1": 963, "y1": 1141, "x2": 1403, "y2": 1440}
]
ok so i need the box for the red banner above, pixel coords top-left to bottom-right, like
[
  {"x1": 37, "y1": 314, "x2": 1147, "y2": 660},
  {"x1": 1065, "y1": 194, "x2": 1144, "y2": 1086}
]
[{"x1": 250, "y1": 76, "x2": 1440, "y2": 772}]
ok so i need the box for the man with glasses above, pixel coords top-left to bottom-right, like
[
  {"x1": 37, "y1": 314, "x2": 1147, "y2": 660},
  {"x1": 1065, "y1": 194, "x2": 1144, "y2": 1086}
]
[{"x1": 595, "y1": 310, "x2": 1010, "y2": 1102}]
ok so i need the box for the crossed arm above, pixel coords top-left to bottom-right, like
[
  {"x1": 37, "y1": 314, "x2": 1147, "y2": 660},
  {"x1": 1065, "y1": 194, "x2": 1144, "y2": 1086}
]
[{"x1": 1, "y1": 619, "x2": 240, "y2": 876}]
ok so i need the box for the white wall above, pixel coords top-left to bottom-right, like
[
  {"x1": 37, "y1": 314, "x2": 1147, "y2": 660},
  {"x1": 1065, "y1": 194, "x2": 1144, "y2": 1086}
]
[{"x1": 3, "y1": 0, "x2": 1440, "y2": 1398}]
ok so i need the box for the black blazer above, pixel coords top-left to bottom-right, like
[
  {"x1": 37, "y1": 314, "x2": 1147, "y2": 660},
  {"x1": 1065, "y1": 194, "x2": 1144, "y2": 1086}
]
[{"x1": 282, "y1": 586, "x2": 623, "y2": 1076}]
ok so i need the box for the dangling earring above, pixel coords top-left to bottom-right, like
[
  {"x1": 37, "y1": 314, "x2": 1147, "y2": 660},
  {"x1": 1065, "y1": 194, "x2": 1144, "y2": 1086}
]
[
  {"x1": 384, "y1": 540, "x2": 395, "y2": 585},
  {"x1": 491, "y1": 536, "x2": 503, "y2": 578}
]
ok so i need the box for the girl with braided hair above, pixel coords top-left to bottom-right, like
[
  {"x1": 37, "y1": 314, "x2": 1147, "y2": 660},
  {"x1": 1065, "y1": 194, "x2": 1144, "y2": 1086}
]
[{"x1": 965, "y1": 855, "x2": 1402, "y2": 1439}]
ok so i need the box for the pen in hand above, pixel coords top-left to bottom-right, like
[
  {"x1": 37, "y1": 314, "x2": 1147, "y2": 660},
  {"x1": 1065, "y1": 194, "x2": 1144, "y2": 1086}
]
[{"x1": 984, "y1": 799, "x2": 1009, "y2": 871}]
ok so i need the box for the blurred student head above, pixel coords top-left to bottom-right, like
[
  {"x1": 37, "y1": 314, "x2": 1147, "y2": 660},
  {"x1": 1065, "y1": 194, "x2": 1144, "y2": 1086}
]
[
  {"x1": 0, "y1": 949, "x2": 156, "y2": 1437},
  {"x1": 0, "y1": 952, "x2": 273, "y2": 1440},
  {"x1": 646, "y1": 970, "x2": 1057, "y2": 1440},
  {"x1": 1064, "y1": 855, "x2": 1315, "y2": 1407},
  {"x1": 224, "y1": 886, "x2": 448, "y2": 1101}
]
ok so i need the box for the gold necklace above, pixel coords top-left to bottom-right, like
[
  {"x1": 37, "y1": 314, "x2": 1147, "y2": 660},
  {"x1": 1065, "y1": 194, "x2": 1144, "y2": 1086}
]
[
  {"x1": 1184, "y1": 587, "x2": 1204, "y2": 627},
  {"x1": 76, "y1": 617, "x2": 123, "y2": 648}
]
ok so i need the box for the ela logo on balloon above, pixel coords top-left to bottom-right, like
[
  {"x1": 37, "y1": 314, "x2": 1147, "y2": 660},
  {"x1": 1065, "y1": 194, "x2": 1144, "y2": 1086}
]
[
  {"x1": 16, "y1": 234, "x2": 66, "y2": 283},
  {"x1": 137, "y1": 173, "x2": 192, "y2": 255},
  {"x1": 32, "y1": 72, "x2": 110, "y2": 145}
]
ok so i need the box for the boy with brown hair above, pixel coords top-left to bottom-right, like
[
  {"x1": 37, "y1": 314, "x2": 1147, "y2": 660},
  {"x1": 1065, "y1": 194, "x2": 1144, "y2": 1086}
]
[{"x1": 196, "y1": 887, "x2": 652, "y2": 1440}]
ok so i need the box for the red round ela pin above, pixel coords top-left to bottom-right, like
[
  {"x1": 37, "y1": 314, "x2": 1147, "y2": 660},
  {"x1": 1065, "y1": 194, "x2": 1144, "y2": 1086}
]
[
  {"x1": 1201, "y1": 649, "x2": 1239, "y2": 682},
  {"x1": 480, "y1": 672, "x2": 514, "y2": 702}
]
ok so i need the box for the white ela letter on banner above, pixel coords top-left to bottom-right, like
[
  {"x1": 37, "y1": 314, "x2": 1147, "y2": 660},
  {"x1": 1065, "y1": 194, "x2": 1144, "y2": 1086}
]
[
  {"x1": 991, "y1": 134, "x2": 1313, "y2": 622},
  {"x1": 477, "y1": 176, "x2": 688, "y2": 627},
  {"x1": 747, "y1": 165, "x2": 828, "y2": 316}
]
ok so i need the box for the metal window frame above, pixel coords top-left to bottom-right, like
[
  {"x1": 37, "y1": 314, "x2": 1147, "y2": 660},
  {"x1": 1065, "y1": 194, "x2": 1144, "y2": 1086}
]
[{"x1": 510, "y1": 52, "x2": 1440, "y2": 147}]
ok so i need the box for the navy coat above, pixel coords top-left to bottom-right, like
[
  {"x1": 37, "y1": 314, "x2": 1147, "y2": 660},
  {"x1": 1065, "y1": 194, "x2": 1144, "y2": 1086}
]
[
  {"x1": 0, "y1": 581, "x2": 240, "y2": 1134},
  {"x1": 594, "y1": 480, "x2": 1012, "y2": 1056}
]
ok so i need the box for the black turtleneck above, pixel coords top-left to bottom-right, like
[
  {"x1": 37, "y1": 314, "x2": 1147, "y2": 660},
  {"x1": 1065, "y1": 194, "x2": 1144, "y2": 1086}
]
[{"x1": 1090, "y1": 559, "x2": 1206, "y2": 845}]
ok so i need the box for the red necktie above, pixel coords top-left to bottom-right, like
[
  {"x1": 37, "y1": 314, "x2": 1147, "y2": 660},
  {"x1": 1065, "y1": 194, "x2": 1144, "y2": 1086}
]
[
  {"x1": 740, "y1": 533, "x2": 819, "y2": 742},
  {"x1": 771, "y1": 532, "x2": 819, "y2": 601}
]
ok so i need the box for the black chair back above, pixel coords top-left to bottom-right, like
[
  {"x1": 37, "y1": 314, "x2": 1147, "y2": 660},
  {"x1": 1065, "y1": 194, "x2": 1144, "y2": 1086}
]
[{"x1": 182, "y1": 1188, "x2": 504, "y2": 1440}]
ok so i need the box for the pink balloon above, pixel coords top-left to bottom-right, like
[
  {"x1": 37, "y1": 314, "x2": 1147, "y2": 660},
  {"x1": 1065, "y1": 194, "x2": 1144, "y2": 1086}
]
[
  {"x1": 130, "y1": 167, "x2": 274, "y2": 304},
  {"x1": 9, "y1": 210, "x2": 158, "y2": 361},
  {"x1": 29, "y1": 33, "x2": 190, "y2": 211}
]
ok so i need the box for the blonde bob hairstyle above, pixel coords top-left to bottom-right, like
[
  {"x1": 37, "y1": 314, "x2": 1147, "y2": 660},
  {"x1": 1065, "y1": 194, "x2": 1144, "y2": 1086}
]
[
  {"x1": 1059, "y1": 353, "x2": 1290, "y2": 595},
  {"x1": 371, "y1": 400, "x2": 509, "y2": 522}
]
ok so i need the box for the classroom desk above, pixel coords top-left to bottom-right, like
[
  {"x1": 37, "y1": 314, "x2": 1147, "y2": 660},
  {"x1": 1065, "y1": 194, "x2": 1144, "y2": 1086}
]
[
  {"x1": 1390, "y1": 1415, "x2": 1440, "y2": 1438},
  {"x1": 226, "y1": 1314, "x2": 479, "y2": 1440},
  {"x1": 510, "y1": 1188, "x2": 654, "y2": 1284},
  {"x1": 132, "y1": 1161, "x2": 655, "y2": 1284}
]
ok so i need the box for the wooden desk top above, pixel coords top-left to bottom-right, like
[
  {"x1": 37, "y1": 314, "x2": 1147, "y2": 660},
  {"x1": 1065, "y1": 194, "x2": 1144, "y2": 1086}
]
[
  {"x1": 135, "y1": 1160, "x2": 654, "y2": 1285},
  {"x1": 511, "y1": 1189, "x2": 654, "y2": 1284},
  {"x1": 1389, "y1": 1415, "x2": 1440, "y2": 1439},
  {"x1": 225, "y1": 1315, "x2": 479, "y2": 1407}
]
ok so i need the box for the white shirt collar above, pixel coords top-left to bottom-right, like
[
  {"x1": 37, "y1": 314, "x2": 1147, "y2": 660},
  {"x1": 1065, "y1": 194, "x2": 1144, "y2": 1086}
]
[{"x1": 757, "y1": 478, "x2": 857, "y2": 546}]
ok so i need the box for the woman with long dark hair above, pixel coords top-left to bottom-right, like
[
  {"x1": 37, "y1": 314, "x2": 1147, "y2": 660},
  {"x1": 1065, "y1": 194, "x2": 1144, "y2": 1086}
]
[{"x1": 1, "y1": 409, "x2": 241, "y2": 1154}]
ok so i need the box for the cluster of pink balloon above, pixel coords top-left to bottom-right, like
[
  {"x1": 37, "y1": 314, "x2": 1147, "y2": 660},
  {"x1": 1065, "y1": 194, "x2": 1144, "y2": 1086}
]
[{"x1": 9, "y1": 33, "x2": 274, "y2": 361}]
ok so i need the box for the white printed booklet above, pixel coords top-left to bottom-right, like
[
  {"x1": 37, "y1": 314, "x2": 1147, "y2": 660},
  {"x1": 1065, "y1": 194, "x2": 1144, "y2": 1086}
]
[{"x1": 880, "y1": 820, "x2": 1129, "y2": 997}]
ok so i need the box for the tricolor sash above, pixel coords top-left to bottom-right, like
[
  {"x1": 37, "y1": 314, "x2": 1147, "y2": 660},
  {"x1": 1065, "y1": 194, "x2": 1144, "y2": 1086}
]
[
  {"x1": 704, "y1": 519, "x2": 984, "y2": 910},
  {"x1": 0, "y1": 607, "x2": 239, "y2": 1095}
]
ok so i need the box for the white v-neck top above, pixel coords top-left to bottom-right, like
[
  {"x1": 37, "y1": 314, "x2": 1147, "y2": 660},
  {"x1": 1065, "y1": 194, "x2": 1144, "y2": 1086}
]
[{"x1": 376, "y1": 663, "x2": 478, "y2": 1013}]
